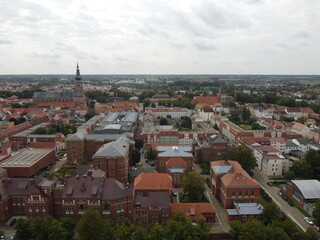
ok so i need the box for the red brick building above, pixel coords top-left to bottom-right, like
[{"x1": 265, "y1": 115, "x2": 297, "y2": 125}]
[
  {"x1": 92, "y1": 135, "x2": 134, "y2": 183},
  {"x1": 52, "y1": 176, "x2": 133, "y2": 223},
  {"x1": 33, "y1": 64, "x2": 86, "y2": 108},
  {"x1": 133, "y1": 173, "x2": 172, "y2": 226},
  {"x1": 171, "y1": 203, "x2": 216, "y2": 223},
  {"x1": 193, "y1": 135, "x2": 229, "y2": 162},
  {"x1": 0, "y1": 121, "x2": 32, "y2": 141},
  {"x1": 0, "y1": 178, "x2": 52, "y2": 226},
  {"x1": 155, "y1": 145, "x2": 194, "y2": 186},
  {"x1": 210, "y1": 160, "x2": 260, "y2": 209}
]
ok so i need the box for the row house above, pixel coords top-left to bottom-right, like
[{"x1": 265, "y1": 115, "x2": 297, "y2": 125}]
[
  {"x1": 145, "y1": 106, "x2": 192, "y2": 119},
  {"x1": 141, "y1": 130, "x2": 211, "y2": 146}
]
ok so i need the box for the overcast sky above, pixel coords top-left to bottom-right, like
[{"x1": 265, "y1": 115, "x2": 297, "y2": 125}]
[{"x1": 0, "y1": 0, "x2": 319, "y2": 74}]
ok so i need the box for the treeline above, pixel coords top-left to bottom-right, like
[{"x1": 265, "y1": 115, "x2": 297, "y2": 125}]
[
  {"x1": 231, "y1": 197, "x2": 319, "y2": 240},
  {"x1": 14, "y1": 209, "x2": 211, "y2": 240},
  {"x1": 0, "y1": 89, "x2": 45, "y2": 99},
  {"x1": 286, "y1": 149, "x2": 320, "y2": 180},
  {"x1": 235, "y1": 92, "x2": 320, "y2": 113}
]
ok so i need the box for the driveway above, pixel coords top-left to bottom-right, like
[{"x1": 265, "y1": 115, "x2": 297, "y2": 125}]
[{"x1": 253, "y1": 169, "x2": 313, "y2": 232}]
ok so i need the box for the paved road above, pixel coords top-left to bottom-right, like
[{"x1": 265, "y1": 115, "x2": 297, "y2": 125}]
[
  {"x1": 253, "y1": 169, "x2": 312, "y2": 232},
  {"x1": 194, "y1": 164, "x2": 230, "y2": 233}
]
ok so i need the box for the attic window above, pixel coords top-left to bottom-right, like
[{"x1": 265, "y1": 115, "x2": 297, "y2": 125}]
[{"x1": 80, "y1": 183, "x2": 86, "y2": 192}]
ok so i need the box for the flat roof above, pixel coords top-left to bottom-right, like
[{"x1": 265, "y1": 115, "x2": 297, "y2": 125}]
[
  {"x1": 156, "y1": 146, "x2": 193, "y2": 157},
  {"x1": 1, "y1": 148, "x2": 53, "y2": 168}
]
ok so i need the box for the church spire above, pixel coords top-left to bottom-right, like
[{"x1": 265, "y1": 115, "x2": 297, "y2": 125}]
[{"x1": 75, "y1": 62, "x2": 81, "y2": 81}]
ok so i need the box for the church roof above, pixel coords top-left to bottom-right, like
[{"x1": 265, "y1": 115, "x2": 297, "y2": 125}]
[{"x1": 33, "y1": 92, "x2": 73, "y2": 99}]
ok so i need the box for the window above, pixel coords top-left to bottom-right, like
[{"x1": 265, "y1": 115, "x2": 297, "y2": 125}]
[
  {"x1": 239, "y1": 191, "x2": 242, "y2": 197},
  {"x1": 102, "y1": 201, "x2": 110, "y2": 211},
  {"x1": 251, "y1": 190, "x2": 254, "y2": 196},
  {"x1": 245, "y1": 190, "x2": 248, "y2": 196},
  {"x1": 78, "y1": 204, "x2": 86, "y2": 212}
]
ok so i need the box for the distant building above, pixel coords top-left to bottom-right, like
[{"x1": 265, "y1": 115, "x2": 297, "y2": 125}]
[{"x1": 33, "y1": 64, "x2": 86, "y2": 108}]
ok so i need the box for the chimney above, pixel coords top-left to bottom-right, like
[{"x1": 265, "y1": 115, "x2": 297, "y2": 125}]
[
  {"x1": 30, "y1": 179, "x2": 35, "y2": 185},
  {"x1": 87, "y1": 170, "x2": 93, "y2": 177},
  {"x1": 76, "y1": 175, "x2": 79, "y2": 180}
]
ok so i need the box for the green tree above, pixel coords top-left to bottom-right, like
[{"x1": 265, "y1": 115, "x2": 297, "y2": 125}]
[
  {"x1": 48, "y1": 127, "x2": 57, "y2": 134},
  {"x1": 213, "y1": 123, "x2": 219, "y2": 130},
  {"x1": 146, "y1": 147, "x2": 156, "y2": 161},
  {"x1": 115, "y1": 219, "x2": 135, "y2": 240},
  {"x1": 76, "y1": 208, "x2": 104, "y2": 240},
  {"x1": 227, "y1": 146, "x2": 256, "y2": 172},
  {"x1": 182, "y1": 171, "x2": 206, "y2": 201},
  {"x1": 34, "y1": 126, "x2": 48, "y2": 134},
  {"x1": 159, "y1": 117, "x2": 168, "y2": 125},
  {"x1": 313, "y1": 199, "x2": 320, "y2": 226},
  {"x1": 304, "y1": 149, "x2": 320, "y2": 179},
  {"x1": 259, "y1": 202, "x2": 279, "y2": 225},
  {"x1": 290, "y1": 159, "x2": 312, "y2": 179},
  {"x1": 15, "y1": 218, "x2": 32, "y2": 240},
  {"x1": 17, "y1": 117, "x2": 26, "y2": 124},
  {"x1": 101, "y1": 219, "x2": 116, "y2": 240},
  {"x1": 284, "y1": 170, "x2": 295, "y2": 180},
  {"x1": 298, "y1": 116, "x2": 308, "y2": 124},
  {"x1": 84, "y1": 109, "x2": 96, "y2": 122},
  {"x1": 145, "y1": 224, "x2": 165, "y2": 240},
  {"x1": 60, "y1": 217, "x2": 75, "y2": 240},
  {"x1": 48, "y1": 219, "x2": 69, "y2": 240},
  {"x1": 242, "y1": 107, "x2": 251, "y2": 122},
  {"x1": 131, "y1": 148, "x2": 141, "y2": 166},
  {"x1": 134, "y1": 138, "x2": 144, "y2": 150},
  {"x1": 143, "y1": 99, "x2": 151, "y2": 109}
]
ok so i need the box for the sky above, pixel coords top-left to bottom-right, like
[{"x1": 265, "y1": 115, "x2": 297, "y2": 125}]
[{"x1": 0, "y1": 0, "x2": 320, "y2": 75}]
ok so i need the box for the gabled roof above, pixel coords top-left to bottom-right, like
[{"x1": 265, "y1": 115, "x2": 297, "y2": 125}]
[
  {"x1": 171, "y1": 203, "x2": 216, "y2": 221},
  {"x1": 134, "y1": 173, "x2": 172, "y2": 190},
  {"x1": 102, "y1": 178, "x2": 133, "y2": 200},
  {"x1": 135, "y1": 192, "x2": 170, "y2": 209},
  {"x1": 66, "y1": 132, "x2": 85, "y2": 141},
  {"x1": 93, "y1": 134, "x2": 134, "y2": 158},
  {"x1": 34, "y1": 92, "x2": 73, "y2": 99}
]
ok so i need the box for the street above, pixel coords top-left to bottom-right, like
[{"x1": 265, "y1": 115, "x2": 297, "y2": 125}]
[
  {"x1": 253, "y1": 169, "x2": 312, "y2": 232},
  {"x1": 193, "y1": 163, "x2": 231, "y2": 233}
]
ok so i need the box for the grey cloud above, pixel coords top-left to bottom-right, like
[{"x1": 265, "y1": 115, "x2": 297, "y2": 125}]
[
  {"x1": 0, "y1": 39, "x2": 12, "y2": 44},
  {"x1": 277, "y1": 41, "x2": 307, "y2": 50},
  {"x1": 27, "y1": 52, "x2": 61, "y2": 59},
  {"x1": 193, "y1": 40, "x2": 217, "y2": 51},
  {"x1": 193, "y1": 0, "x2": 250, "y2": 29},
  {"x1": 293, "y1": 31, "x2": 312, "y2": 39},
  {"x1": 54, "y1": 42, "x2": 98, "y2": 60}
]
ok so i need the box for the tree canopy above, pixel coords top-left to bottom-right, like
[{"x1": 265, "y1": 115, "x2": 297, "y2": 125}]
[
  {"x1": 182, "y1": 171, "x2": 206, "y2": 201},
  {"x1": 227, "y1": 146, "x2": 257, "y2": 172}
]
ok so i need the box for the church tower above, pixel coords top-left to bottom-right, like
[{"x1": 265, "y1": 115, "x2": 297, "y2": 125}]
[{"x1": 74, "y1": 63, "x2": 86, "y2": 108}]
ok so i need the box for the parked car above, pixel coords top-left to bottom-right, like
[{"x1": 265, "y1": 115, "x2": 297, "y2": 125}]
[
  {"x1": 172, "y1": 191, "x2": 177, "y2": 197},
  {"x1": 267, "y1": 182, "x2": 273, "y2": 186},
  {"x1": 304, "y1": 217, "x2": 313, "y2": 225},
  {"x1": 288, "y1": 201, "x2": 294, "y2": 207},
  {"x1": 314, "y1": 225, "x2": 320, "y2": 231}
]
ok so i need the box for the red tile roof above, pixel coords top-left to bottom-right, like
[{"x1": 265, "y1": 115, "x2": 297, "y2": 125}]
[
  {"x1": 192, "y1": 96, "x2": 221, "y2": 106},
  {"x1": 134, "y1": 173, "x2": 172, "y2": 190},
  {"x1": 166, "y1": 157, "x2": 187, "y2": 168},
  {"x1": 171, "y1": 203, "x2": 216, "y2": 221}
]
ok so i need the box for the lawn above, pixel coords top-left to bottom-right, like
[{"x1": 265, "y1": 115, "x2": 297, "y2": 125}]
[{"x1": 240, "y1": 124, "x2": 251, "y2": 130}]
